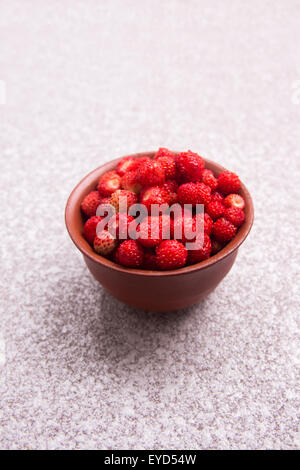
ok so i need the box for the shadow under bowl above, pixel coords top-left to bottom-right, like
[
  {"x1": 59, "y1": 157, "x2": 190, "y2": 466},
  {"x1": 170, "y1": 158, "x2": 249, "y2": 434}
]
[{"x1": 65, "y1": 152, "x2": 254, "y2": 312}]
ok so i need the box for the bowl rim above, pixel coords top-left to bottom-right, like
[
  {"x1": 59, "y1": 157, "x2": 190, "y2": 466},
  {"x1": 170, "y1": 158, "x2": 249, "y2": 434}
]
[{"x1": 65, "y1": 151, "x2": 254, "y2": 277}]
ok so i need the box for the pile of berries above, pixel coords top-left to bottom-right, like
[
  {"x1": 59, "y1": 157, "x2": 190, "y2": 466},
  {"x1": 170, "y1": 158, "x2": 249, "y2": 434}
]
[{"x1": 81, "y1": 148, "x2": 246, "y2": 270}]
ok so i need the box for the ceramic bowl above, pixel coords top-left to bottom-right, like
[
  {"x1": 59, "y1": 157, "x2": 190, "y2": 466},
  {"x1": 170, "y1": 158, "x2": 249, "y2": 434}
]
[{"x1": 65, "y1": 152, "x2": 254, "y2": 311}]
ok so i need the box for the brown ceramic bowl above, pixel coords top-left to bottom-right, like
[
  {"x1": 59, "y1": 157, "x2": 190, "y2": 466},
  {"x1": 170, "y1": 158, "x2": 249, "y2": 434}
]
[{"x1": 65, "y1": 152, "x2": 254, "y2": 312}]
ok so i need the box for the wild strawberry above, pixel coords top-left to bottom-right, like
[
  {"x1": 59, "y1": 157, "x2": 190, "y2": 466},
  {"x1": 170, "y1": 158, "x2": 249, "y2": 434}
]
[
  {"x1": 171, "y1": 216, "x2": 186, "y2": 243},
  {"x1": 81, "y1": 152, "x2": 246, "y2": 270},
  {"x1": 213, "y1": 217, "x2": 237, "y2": 243},
  {"x1": 154, "y1": 147, "x2": 175, "y2": 160},
  {"x1": 172, "y1": 213, "x2": 194, "y2": 243},
  {"x1": 155, "y1": 156, "x2": 177, "y2": 180},
  {"x1": 211, "y1": 190, "x2": 224, "y2": 203},
  {"x1": 99, "y1": 196, "x2": 111, "y2": 205},
  {"x1": 96, "y1": 198, "x2": 115, "y2": 218},
  {"x1": 139, "y1": 186, "x2": 169, "y2": 213},
  {"x1": 121, "y1": 170, "x2": 142, "y2": 194},
  {"x1": 217, "y1": 171, "x2": 241, "y2": 194},
  {"x1": 97, "y1": 171, "x2": 121, "y2": 196},
  {"x1": 137, "y1": 160, "x2": 165, "y2": 187},
  {"x1": 223, "y1": 207, "x2": 245, "y2": 227},
  {"x1": 116, "y1": 156, "x2": 140, "y2": 176},
  {"x1": 201, "y1": 169, "x2": 218, "y2": 190},
  {"x1": 81, "y1": 191, "x2": 102, "y2": 218},
  {"x1": 135, "y1": 156, "x2": 152, "y2": 167},
  {"x1": 173, "y1": 212, "x2": 211, "y2": 243},
  {"x1": 177, "y1": 182, "x2": 211, "y2": 206},
  {"x1": 187, "y1": 233, "x2": 212, "y2": 264},
  {"x1": 176, "y1": 150, "x2": 205, "y2": 182},
  {"x1": 162, "y1": 180, "x2": 178, "y2": 193},
  {"x1": 94, "y1": 230, "x2": 118, "y2": 256},
  {"x1": 169, "y1": 205, "x2": 193, "y2": 220},
  {"x1": 211, "y1": 238, "x2": 224, "y2": 255},
  {"x1": 83, "y1": 216, "x2": 103, "y2": 245},
  {"x1": 156, "y1": 240, "x2": 187, "y2": 270},
  {"x1": 110, "y1": 189, "x2": 138, "y2": 212},
  {"x1": 224, "y1": 193, "x2": 245, "y2": 210},
  {"x1": 138, "y1": 215, "x2": 172, "y2": 248},
  {"x1": 162, "y1": 180, "x2": 178, "y2": 205},
  {"x1": 194, "y1": 212, "x2": 213, "y2": 236},
  {"x1": 107, "y1": 213, "x2": 136, "y2": 239},
  {"x1": 141, "y1": 250, "x2": 158, "y2": 270},
  {"x1": 116, "y1": 240, "x2": 144, "y2": 267},
  {"x1": 206, "y1": 200, "x2": 225, "y2": 220},
  {"x1": 137, "y1": 216, "x2": 161, "y2": 248}
]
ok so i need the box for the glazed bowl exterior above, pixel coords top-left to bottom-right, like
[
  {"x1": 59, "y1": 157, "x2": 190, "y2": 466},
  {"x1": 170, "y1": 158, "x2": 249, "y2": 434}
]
[{"x1": 65, "y1": 152, "x2": 254, "y2": 312}]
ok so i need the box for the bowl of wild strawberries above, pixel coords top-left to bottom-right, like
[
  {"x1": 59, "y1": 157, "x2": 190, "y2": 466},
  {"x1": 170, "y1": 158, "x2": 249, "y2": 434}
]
[{"x1": 65, "y1": 149, "x2": 254, "y2": 311}]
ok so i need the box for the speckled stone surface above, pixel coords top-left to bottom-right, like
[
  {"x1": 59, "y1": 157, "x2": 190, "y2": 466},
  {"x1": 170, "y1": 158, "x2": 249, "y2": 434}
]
[{"x1": 0, "y1": 0, "x2": 299, "y2": 450}]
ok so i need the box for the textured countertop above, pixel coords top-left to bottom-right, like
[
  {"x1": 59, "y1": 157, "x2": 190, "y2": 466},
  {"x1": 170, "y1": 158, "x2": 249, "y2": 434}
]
[{"x1": 0, "y1": 0, "x2": 299, "y2": 450}]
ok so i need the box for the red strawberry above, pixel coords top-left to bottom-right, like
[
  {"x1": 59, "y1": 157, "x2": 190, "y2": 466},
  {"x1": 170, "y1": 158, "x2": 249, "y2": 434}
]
[
  {"x1": 160, "y1": 214, "x2": 173, "y2": 240},
  {"x1": 211, "y1": 190, "x2": 225, "y2": 203},
  {"x1": 169, "y1": 205, "x2": 193, "y2": 220},
  {"x1": 173, "y1": 212, "x2": 212, "y2": 243},
  {"x1": 154, "y1": 147, "x2": 175, "y2": 160},
  {"x1": 187, "y1": 233, "x2": 212, "y2": 264},
  {"x1": 83, "y1": 153, "x2": 246, "y2": 270},
  {"x1": 177, "y1": 182, "x2": 211, "y2": 206},
  {"x1": 155, "y1": 156, "x2": 177, "y2": 180},
  {"x1": 138, "y1": 215, "x2": 172, "y2": 248},
  {"x1": 139, "y1": 186, "x2": 170, "y2": 213},
  {"x1": 83, "y1": 216, "x2": 103, "y2": 245},
  {"x1": 81, "y1": 191, "x2": 102, "y2": 218},
  {"x1": 156, "y1": 240, "x2": 187, "y2": 270},
  {"x1": 121, "y1": 170, "x2": 142, "y2": 194},
  {"x1": 206, "y1": 200, "x2": 226, "y2": 220},
  {"x1": 213, "y1": 217, "x2": 237, "y2": 242},
  {"x1": 162, "y1": 180, "x2": 178, "y2": 205},
  {"x1": 137, "y1": 160, "x2": 165, "y2": 187},
  {"x1": 99, "y1": 196, "x2": 111, "y2": 205},
  {"x1": 107, "y1": 213, "x2": 136, "y2": 239},
  {"x1": 217, "y1": 171, "x2": 241, "y2": 194},
  {"x1": 110, "y1": 189, "x2": 138, "y2": 212},
  {"x1": 96, "y1": 198, "x2": 115, "y2": 218},
  {"x1": 162, "y1": 180, "x2": 178, "y2": 193},
  {"x1": 135, "y1": 156, "x2": 152, "y2": 168},
  {"x1": 211, "y1": 238, "x2": 224, "y2": 255},
  {"x1": 137, "y1": 216, "x2": 161, "y2": 248},
  {"x1": 97, "y1": 171, "x2": 121, "y2": 196},
  {"x1": 224, "y1": 193, "x2": 245, "y2": 210},
  {"x1": 223, "y1": 207, "x2": 245, "y2": 227},
  {"x1": 94, "y1": 230, "x2": 118, "y2": 256},
  {"x1": 141, "y1": 250, "x2": 158, "y2": 270},
  {"x1": 172, "y1": 213, "x2": 194, "y2": 243},
  {"x1": 116, "y1": 156, "x2": 141, "y2": 176},
  {"x1": 201, "y1": 169, "x2": 218, "y2": 190},
  {"x1": 116, "y1": 240, "x2": 144, "y2": 267},
  {"x1": 176, "y1": 150, "x2": 205, "y2": 182},
  {"x1": 194, "y1": 212, "x2": 213, "y2": 236}
]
